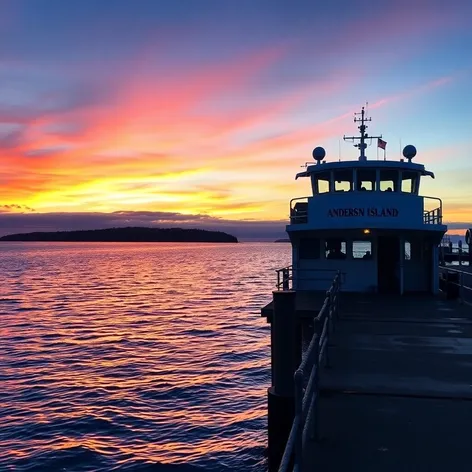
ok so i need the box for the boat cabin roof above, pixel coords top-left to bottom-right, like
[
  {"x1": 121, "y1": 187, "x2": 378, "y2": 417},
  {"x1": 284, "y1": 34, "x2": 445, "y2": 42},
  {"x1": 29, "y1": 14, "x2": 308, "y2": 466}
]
[
  {"x1": 296, "y1": 159, "x2": 435, "y2": 196},
  {"x1": 296, "y1": 159, "x2": 434, "y2": 180}
]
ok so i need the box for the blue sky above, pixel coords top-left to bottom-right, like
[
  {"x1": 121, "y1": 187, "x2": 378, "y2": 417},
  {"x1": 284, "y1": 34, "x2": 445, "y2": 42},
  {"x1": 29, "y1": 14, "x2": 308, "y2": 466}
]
[{"x1": 0, "y1": 0, "x2": 471, "y2": 238}]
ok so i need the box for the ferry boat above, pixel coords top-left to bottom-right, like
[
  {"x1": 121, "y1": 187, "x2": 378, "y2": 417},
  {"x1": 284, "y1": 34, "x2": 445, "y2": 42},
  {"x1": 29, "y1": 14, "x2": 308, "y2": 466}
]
[{"x1": 287, "y1": 106, "x2": 447, "y2": 294}]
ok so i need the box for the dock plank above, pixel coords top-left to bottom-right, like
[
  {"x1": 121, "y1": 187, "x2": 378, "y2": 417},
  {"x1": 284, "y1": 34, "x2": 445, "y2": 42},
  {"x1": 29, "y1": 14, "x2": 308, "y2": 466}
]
[{"x1": 306, "y1": 294, "x2": 472, "y2": 471}]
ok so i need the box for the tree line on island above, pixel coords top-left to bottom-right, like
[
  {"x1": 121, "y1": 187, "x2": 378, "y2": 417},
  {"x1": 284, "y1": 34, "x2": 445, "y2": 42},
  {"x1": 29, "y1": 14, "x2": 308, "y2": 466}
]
[{"x1": 0, "y1": 227, "x2": 238, "y2": 243}]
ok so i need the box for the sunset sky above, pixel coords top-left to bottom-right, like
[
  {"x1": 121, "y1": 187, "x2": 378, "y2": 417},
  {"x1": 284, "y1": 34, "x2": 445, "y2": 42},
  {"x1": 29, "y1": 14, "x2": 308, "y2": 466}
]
[{"x1": 0, "y1": 0, "x2": 471, "y2": 239}]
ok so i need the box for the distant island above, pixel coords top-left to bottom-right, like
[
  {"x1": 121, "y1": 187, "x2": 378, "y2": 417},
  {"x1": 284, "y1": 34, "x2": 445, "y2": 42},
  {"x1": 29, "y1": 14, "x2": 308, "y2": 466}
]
[
  {"x1": 0, "y1": 227, "x2": 238, "y2": 243},
  {"x1": 275, "y1": 238, "x2": 290, "y2": 243}
]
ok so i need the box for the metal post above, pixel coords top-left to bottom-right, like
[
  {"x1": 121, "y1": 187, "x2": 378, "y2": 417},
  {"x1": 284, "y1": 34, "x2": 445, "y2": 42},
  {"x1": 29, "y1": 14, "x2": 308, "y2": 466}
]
[
  {"x1": 294, "y1": 370, "x2": 304, "y2": 469},
  {"x1": 282, "y1": 268, "x2": 290, "y2": 291},
  {"x1": 312, "y1": 320, "x2": 321, "y2": 441},
  {"x1": 432, "y1": 245, "x2": 439, "y2": 294},
  {"x1": 324, "y1": 314, "x2": 331, "y2": 369},
  {"x1": 327, "y1": 290, "x2": 334, "y2": 334},
  {"x1": 335, "y1": 274, "x2": 340, "y2": 318},
  {"x1": 399, "y1": 237, "x2": 404, "y2": 295},
  {"x1": 268, "y1": 290, "x2": 299, "y2": 472}
]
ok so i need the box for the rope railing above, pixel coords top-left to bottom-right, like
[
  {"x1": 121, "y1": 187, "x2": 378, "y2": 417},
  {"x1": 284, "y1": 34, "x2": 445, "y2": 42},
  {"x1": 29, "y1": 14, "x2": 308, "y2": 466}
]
[{"x1": 278, "y1": 272, "x2": 341, "y2": 472}]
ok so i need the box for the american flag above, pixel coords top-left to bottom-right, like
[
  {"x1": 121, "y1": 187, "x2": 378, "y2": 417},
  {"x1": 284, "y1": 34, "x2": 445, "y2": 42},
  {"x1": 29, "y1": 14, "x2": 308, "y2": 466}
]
[{"x1": 378, "y1": 138, "x2": 387, "y2": 150}]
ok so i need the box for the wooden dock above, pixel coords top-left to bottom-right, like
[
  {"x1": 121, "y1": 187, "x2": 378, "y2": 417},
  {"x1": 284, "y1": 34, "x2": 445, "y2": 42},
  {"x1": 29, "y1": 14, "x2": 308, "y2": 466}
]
[{"x1": 306, "y1": 293, "x2": 472, "y2": 471}]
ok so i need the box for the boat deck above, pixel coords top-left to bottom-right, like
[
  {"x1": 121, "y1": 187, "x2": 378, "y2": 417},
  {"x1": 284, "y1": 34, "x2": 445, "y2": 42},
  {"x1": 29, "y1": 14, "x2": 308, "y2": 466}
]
[
  {"x1": 307, "y1": 293, "x2": 472, "y2": 471},
  {"x1": 261, "y1": 291, "x2": 328, "y2": 321}
]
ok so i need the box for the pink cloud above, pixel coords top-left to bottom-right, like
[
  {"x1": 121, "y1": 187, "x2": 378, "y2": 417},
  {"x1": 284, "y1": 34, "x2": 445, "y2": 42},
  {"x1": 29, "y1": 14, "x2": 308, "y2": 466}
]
[{"x1": 368, "y1": 77, "x2": 454, "y2": 111}]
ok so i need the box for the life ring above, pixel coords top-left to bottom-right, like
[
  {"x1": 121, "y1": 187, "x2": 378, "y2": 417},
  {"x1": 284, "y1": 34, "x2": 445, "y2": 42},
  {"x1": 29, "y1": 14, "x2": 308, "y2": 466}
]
[{"x1": 466, "y1": 229, "x2": 471, "y2": 246}]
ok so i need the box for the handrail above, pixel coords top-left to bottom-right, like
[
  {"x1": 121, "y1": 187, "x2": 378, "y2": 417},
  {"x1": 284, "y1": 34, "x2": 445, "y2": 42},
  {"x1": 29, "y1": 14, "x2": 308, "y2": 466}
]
[
  {"x1": 423, "y1": 207, "x2": 442, "y2": 224},
  {"x1": 423, "y1": 196, "x2": 443, "y2": 224},
  {"x1": 290, "y1": 197, "x2": 309, "y2": 224},
  {"x1": 289, "y1": 195, "x2": 444, "y2": 225},
  {"x1": 276, "y1": 265, "x2": 293, "y2": 290},
  {"x1": 275, "y1": 266, "x2": 340, "y2": 291},
  {"x1": 439, "y1": 266, "x2": 472, "y2": 306},
  {"x1": 278, "y1": 271, "x2": 341, "y2": 472},
  {"x1": 423, "y1": 195, "x2": 443, "y2": 207}
]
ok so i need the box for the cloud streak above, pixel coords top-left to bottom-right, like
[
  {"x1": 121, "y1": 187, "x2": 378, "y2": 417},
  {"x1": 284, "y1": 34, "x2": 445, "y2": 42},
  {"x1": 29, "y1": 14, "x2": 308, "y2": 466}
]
[{"x1": 0, "y1": 0, "x2": 471, "y2": 235}]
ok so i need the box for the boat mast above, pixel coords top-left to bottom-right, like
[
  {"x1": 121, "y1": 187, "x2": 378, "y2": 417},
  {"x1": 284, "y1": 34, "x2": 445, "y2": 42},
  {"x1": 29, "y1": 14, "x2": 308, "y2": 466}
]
[{"x1": 343, "y1": 106, "x2": 382, "y2": 161}]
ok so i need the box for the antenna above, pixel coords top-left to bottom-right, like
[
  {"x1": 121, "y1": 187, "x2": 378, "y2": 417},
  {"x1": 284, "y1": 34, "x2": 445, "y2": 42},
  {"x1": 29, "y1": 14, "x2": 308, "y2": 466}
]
[{"x1": 343, "y1": 105, "x2": 382, "y2": 161}]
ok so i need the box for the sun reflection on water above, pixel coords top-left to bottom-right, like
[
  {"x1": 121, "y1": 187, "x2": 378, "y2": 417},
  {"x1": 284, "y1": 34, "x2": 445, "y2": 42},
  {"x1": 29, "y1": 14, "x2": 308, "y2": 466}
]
[{"x1": 0, "y1": 242, "x2": 290, "y2": 471}]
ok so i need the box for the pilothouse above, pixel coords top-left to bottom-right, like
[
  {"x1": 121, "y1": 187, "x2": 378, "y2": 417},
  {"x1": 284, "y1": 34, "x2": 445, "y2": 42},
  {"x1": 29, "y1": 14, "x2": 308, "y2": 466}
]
[{"x1": 288, "y1": 107, "x2": 446, "y2": 294}]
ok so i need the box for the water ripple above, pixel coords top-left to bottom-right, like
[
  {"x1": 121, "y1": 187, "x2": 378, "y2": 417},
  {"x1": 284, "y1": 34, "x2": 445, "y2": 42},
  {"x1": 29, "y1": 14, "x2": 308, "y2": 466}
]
[{"x1": 0, "y1": 242, "x2": 290, "y2": 471}]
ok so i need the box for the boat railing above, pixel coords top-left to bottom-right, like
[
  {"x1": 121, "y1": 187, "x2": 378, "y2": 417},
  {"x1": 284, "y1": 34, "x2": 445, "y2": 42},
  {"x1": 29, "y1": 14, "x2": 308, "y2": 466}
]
[
  {"x1": 276, "y1": 265, "x2": 292, "y2": 290},
  {"x1": 423, "y1": 196, "x2": 443, "y2": 224},
  {"x1": 290, "y1": 195, "x2": 443, "y2": 225},
  {"x1": 278, "y1": 271, "x2": 341, "y2": 472},
  {"x1": 289, "y1": 197, "x2": 309, "y2": 224},
  {"x1": 276, "y1": 265, "x2": 341, "y2": 291},
  {"x1": 439, "y1": 266, "x2": 472, "y2": 306},
  {"x1": 423, "y1": 207, "x2": 441, "y2": 224}
]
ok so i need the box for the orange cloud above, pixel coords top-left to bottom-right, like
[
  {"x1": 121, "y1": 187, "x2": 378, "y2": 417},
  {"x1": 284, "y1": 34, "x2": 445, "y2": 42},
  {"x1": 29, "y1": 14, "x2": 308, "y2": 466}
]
[{"x1": 1, "y1": 17, "x2": 470, "y2": 227}]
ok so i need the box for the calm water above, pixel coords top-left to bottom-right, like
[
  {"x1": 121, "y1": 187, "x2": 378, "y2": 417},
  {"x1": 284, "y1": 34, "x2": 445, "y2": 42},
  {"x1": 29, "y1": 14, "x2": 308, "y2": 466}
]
[{"x1": 0, "y1": 242, "x2": 291, "y2": 472}]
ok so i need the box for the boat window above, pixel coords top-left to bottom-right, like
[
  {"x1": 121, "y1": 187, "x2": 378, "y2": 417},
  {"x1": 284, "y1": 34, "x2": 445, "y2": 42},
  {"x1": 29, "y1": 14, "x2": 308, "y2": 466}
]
[
  {"x1": 407, "y1": 240, "x2": 424, "y2": 260},
  {"x1": 404, "y1": 240, "x2": 411, "y2": 260},
  {"x1": 334, "y1": 169, "x2": 353, "y2": 192},
  {"x1": 314, "y1": 171, "x2": 330, "y2": 194},
  {"x1": 325, "y1": 239, "x2": 347, "y2": 260},
  {"x1": 401, "y1": 171, "x2": 419, "y2": 194},
  {"x1": 353, "y1": 240, "x2": 372, "y2": 259},
  {"x1": 356, "y1": 169, "x2": 376, "y2": 191},
  {"x1": 299, "y1": 238, "x2": 320, "y2": 259},
  {"x1": 379, "y1": 169, "x2": 398, "y2": 192}
]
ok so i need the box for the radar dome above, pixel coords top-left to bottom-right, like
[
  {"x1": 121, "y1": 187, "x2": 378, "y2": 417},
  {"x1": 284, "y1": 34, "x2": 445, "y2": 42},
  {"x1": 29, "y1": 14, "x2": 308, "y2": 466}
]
[
  {"x1": 312, "y1": 146, "x2": 326, "y2": 162},
  {"x1": 403, "y1": 145, "x2": 417, "y2": 161}
]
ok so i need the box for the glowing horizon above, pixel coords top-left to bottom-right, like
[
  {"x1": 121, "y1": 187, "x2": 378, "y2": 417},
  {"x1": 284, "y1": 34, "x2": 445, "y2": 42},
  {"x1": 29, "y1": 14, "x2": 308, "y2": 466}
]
[{"x1": 0, "y1": 0, "x2": 471, "y2": 235}]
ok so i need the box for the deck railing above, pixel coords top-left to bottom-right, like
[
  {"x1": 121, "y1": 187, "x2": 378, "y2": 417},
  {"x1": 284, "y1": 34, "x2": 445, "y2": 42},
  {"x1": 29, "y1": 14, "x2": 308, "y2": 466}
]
[
  {"x1": 278, "y1": 271, "x2": 341, "y2": 472},
  {"x1": 276, "y1": 265, "x2": 293, "y2": 290},
  {"x1": 439, "y1": 266, "x2": 472, "y2": 306},
  {"x1": 291, "y1": 195, "x2": 443, "y2": 226},
  {"x1": 276, "y1": 266, "x2": 340, "y2": 291},
  {"x1": 423, "y1": 207, "x2": 442, "y2": 224},
  {"x1": 289, "y1": 197, "x2": 309, "y2": 224},
  {"x1": 423, "y1": 196, "x2": 443, "y2": 224}
]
